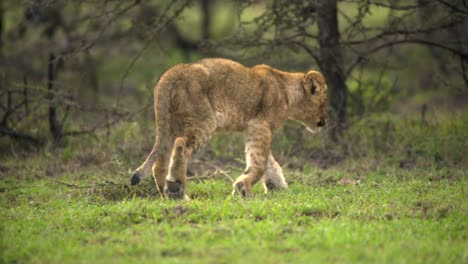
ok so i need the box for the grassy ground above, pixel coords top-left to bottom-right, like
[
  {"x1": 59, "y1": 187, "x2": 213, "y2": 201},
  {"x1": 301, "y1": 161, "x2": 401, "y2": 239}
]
[
  {"x1": 1, "y1": 112, "x2": 467, "y2": 263},
  {"x1": 1, "y1": 164, "x2": 467, "y2": 263},
  {"x1": 1, "y1": 165, "x2": 466, "y2": 263}
]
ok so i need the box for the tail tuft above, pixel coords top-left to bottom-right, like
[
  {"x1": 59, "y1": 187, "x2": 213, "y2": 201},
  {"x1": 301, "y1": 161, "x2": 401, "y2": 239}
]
[{"x1": 130, "y1": 172, "x2": 142, "y2": 185}]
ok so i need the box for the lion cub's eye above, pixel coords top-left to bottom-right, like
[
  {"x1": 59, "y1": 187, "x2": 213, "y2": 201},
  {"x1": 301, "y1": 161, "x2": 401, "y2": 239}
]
[{"x1": 310, "y1": 83, "x2": 316, "y2": 95}]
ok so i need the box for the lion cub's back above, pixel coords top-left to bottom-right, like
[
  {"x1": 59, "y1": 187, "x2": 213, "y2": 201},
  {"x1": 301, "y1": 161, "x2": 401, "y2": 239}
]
[
  {"x1": 161, "y1": 58, "x2": 266, "y2": 130},
  {"x1": 197, "y1": 59, "x2": 266, "y2": 127}
]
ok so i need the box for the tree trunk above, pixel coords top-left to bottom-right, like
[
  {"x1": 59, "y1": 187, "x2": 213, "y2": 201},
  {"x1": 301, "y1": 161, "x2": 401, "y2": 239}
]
[
  {"x1": 0, "y1": 0, "x2": 3, "y2": 98},
  {"x1": 0, "y1": 0, "x2": 4, "y2": 56},
  {"x1": 201, "y1": 0, "x2": 212, "y2": 40},
  {"x1": 317, "y1": 0, "x2": 347, "y2": 140},
  {"x1": 47, "y1": 53, "x2": 62, "y2": 144}
]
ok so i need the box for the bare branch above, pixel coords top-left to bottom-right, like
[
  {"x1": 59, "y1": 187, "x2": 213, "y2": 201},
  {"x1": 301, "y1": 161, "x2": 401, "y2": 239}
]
[
  {"x1": 460, "y1": 57, "x2": 468, "y2": 88},
  {"x1": 0, "y1": 125, "x2": 41, "y2": 145},
  {"x1": 434, "y1": 0, "x2": 468, "y2": 15},
  {"x1": 344, "y1": 18, "x2": 467, "y2": 45},
  {"x1": 367, "y1": 1, "x2": 421, "y2": 10},
  {"x1": 347, "y1": 39, "x2": 468, "y2": 76},
  {"x1": 23, "y1": 75, "x2": 29, "y2": 115},
  {"x1": 80, "y1": 0, "x2": 142, "y2": 52},
  {"x1": 1, "y1": 90, "x2": 12, "y2": 126},
  {"x1": 62, "y1": 102, "x2": 152, "y2": 137},
  {"x1": 294, "y1": 42, "x2": 321, "y2": 65}
]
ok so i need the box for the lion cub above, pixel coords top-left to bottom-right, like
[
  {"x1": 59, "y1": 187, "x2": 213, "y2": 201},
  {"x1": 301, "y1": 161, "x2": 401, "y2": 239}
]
[{"x1": 130, "y1": 58, "x2": 328, "y2": 199}]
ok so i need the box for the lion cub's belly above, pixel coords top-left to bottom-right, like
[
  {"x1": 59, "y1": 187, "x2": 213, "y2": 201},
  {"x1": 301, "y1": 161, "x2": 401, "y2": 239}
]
[
  {"x1": 215, "y1": 111, "x2": 228, "y2": 128},
  {"x1": 214, "y1": 110, "x2": 246, "y2": 131}
]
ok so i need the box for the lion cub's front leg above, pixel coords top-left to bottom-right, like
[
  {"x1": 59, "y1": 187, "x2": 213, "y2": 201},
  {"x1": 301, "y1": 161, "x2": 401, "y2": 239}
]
[
  {"x1": 164, "y1": 137, "x2": 191, "y2": 200},
  {"x1": 233, "y1": 122, "x2": 272, "y2": 197},
  {"x1": 262, "y1": 154, "x2": 288, "y2": 193}
]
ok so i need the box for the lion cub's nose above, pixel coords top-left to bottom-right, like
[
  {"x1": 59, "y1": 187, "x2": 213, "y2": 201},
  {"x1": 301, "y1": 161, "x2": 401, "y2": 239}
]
[{"x1": 317, "y1": 118, "x2": 326, "y2": 127}]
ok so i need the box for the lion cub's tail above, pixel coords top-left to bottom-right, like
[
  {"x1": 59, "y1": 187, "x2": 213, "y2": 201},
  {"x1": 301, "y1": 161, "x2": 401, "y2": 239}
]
[{"x1": 130, "y1": 78, "x2": 173, "y2": 185}]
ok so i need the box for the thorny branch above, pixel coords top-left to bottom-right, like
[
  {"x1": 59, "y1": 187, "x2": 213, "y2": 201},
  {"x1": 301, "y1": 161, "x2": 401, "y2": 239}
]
[
  {"x1": 0, "y1": 0, "x2": 172, "y2": 145},
  {"x1": 117, "y1": 0, "x2": 192, "y2": 106}
]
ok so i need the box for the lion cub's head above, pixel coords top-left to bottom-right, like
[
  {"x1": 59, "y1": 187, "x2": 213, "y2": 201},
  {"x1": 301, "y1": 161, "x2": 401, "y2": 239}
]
[{"x1": 291, "y1": 70, "x2": 328, "y2": 133}]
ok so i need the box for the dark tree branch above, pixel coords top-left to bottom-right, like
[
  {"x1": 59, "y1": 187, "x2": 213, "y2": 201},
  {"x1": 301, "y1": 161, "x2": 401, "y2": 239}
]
[
  {"x1": 0, "y1": 125, "x2": 41, "y2": 145},
  {"x1": 366, "y1": 1, "x2": 421, "y2": 10},
  {"x1": 294, "y1": 42, "x2": 320, "y2": 65},
  {"x1": 435, "y1": 0, "x2": 468, "y2": 15},
  {"x1": 62, "y1": 103, "x2": 151, "y2": 137},
  {"x1": 117, "y1": 0, "x2": 192, "y2": 106},
  {"x1": 460, "y1": 57, "x2": 468, "y2": 88},
  {"x1": 347, "y1": 39, "x2": 468, "y2": 77},
  {"x1": 344, "y1": 18, "x2": 467, "y2": 45},
  {"x1": 60, "y1": 104, "x2": 71, "y2": 131},
  {"x1": 23, "y1": 75, "x2": 29, "y2": 115},
  {"x1": 80, "y1": 0, "x2": 142, "y2": 52},
  {"x1": 1, "y1": 90, "x2": 12, "y2": 126}
]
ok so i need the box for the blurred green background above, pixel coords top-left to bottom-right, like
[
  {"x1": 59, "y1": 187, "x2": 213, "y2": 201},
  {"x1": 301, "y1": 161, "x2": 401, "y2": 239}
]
[{"x1": 1, "y1": 0, "x2": 466, "y2": 171}]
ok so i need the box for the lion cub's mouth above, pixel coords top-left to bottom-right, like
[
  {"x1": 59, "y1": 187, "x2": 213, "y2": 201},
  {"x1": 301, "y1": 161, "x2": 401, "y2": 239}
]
[
  {"x1": 300, "y1": 122, "x2": 323, "y2": 134},
  {"x1": 306, "y1": 127, "x2": 323, "y2": 134}
]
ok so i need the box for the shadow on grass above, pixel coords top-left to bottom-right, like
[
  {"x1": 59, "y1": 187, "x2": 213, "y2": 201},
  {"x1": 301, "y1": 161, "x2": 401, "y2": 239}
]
[{"x1": 60, "y1": 178, "x2": 161, "y2": 202}]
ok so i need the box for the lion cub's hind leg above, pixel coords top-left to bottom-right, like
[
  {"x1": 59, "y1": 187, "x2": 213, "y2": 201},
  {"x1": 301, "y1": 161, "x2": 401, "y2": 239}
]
[
  {"x1": 164, "y1": 137, "x2": 192, "y2": 200},
  {"x1": 262, "y1": 154, "x2": 288, "y2": 193},
  {"x1": 152, "y1": 154, "x2": 170, "y2": 197}
]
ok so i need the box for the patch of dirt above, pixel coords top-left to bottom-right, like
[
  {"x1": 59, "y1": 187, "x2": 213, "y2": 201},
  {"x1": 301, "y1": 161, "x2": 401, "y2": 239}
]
[
  {"x1": 412, "y1": 201, "x2": 452, "y2": 219},
  {"x1": 314, "y1": 176, "x2": 339, "y2": 186},
  {"x1": 79, "y1": 179, "x2": 159, "y2": 201},
  {"x1": 161, "y1": 205, "x2": 189, "y2": 220},
  {"x1": 428, "y1": 173, "x2": 458, "y2": 182},
  {"x1": 398, "y1": 145, "x2": 416, "y2": 170},
  {"x1": 0, "y1": 165, "x2": 10, "y2": 180},
  {"x1": 299, "y1": 209, "x2": 340, "y2": 219},
  {"x1": 338, "y1": 178, "x2": 362, "y2": 186},
  {"x1": 307, "y1": 148, "x2": 345, "y2": 169},
  {"x1": 187, "y1": 154, "x2": 241, "y2": 178},
  {"x1": 394, "y1": 91, "x2": 468, "y2": 115},
  {"x1": 284, "y1": 149, "x2": 344, "y2": 171}
]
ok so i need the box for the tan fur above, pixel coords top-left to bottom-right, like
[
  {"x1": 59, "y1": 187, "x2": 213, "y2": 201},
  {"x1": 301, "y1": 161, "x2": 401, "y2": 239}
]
[{"x1": 130, "y1": 58, "x2": 328, "y2": 198}]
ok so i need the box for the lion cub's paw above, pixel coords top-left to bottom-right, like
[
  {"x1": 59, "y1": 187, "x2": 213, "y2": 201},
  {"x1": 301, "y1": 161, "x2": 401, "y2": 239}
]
[
  {"x1": 264, "y1": 181, "x2": 277, "y2": 192},
  {"x1": 232, "y1": 180, "x2": 253, "y2": 197},
  {"x1": 164, "y1": 180, "x2": 189, "y2": 200},
  {"x1": 263, "y1": 180, "x2": 288, "y2": 193}
]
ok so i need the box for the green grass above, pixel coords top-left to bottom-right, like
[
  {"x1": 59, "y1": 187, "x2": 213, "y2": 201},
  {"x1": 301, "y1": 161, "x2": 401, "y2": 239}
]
[
  {"x1": 1, "y1": 162, "x2": 466, "y2": 263},
  {"x1": 1, "y1": 111, "x2": 467, "y2": 263}
]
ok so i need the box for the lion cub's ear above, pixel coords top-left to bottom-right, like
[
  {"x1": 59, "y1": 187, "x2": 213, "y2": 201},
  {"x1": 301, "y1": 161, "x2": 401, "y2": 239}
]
[{"x1": 303, "y1": 71, "x2": 326, "y2": 95}]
